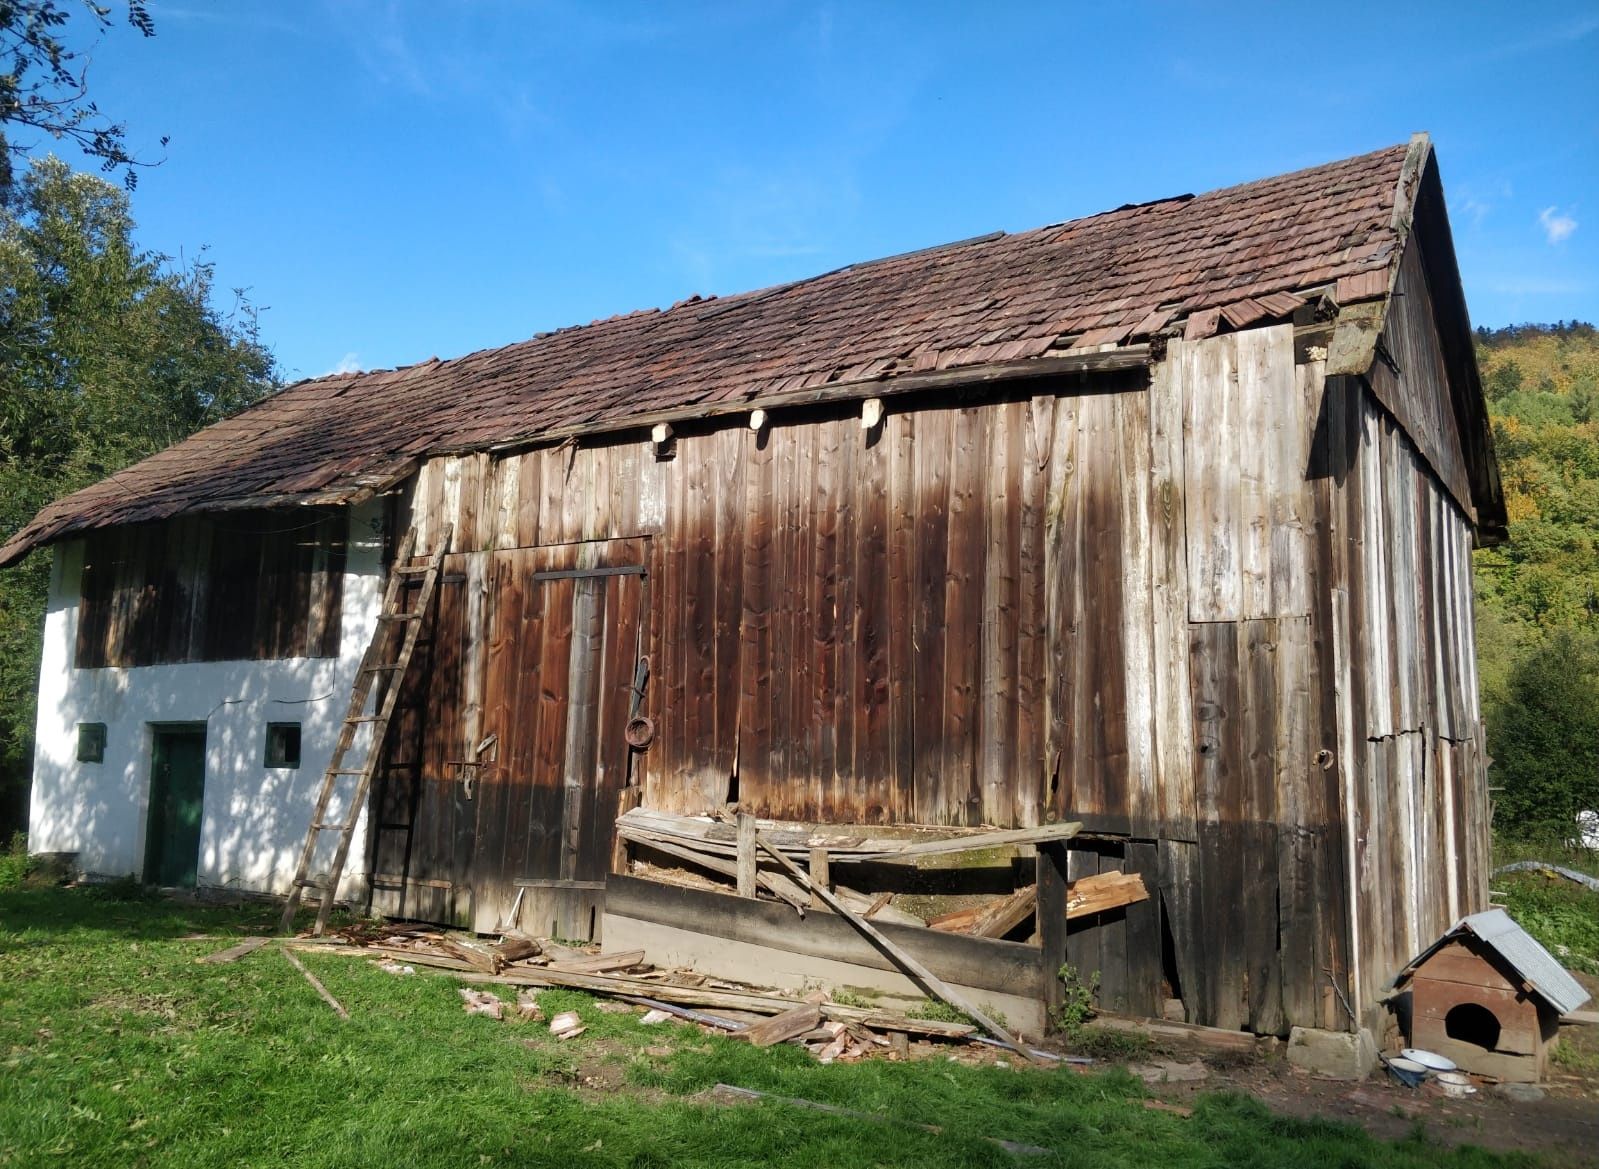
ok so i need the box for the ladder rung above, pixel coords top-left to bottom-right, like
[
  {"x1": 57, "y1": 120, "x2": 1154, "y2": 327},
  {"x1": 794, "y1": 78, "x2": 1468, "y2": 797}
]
[
  {"x1": 310, "y1": 820, "x2": 354, "y2": 833},
  {"x1": 363, "y1": 662, "x2": 405, "y2": 672},
  {"x1": 329, "y1": 767, "x2": 369, "y2": 776},
  {"x1": 393, "y1": 564, "x2": 433, "y2": 575},
  {"x1": 377, "y1": 612, "x2": 423, "y2": 622},
  {"x1": 293, "y1": 878, "x2": 325, "y2": 890},
  {"x1": 348, "y1": 715, "x2": 384, "y2": 723}
]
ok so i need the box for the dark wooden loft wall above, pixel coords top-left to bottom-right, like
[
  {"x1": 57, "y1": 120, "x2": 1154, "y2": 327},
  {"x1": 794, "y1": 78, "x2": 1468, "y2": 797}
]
[{"x1": 74, "y1": 510, "x2": 348, "y2": 669}]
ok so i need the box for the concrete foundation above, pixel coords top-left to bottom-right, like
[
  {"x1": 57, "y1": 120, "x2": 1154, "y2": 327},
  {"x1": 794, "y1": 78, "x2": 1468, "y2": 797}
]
[{"x1": 1285, "y1": 1025, "x2": 1380, "y2": 1080}]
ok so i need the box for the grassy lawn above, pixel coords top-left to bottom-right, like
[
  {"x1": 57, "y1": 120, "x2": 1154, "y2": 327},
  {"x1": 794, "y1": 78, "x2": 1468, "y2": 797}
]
[{"x1": 0, "y1": 885, "x2": 1545, "y2": 1169}]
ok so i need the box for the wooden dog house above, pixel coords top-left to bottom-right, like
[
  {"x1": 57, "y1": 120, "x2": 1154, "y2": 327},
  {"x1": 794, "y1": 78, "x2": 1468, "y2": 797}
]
[{"x1": 1396, "y1": 909, "x2": 1589, "y2": 1083}]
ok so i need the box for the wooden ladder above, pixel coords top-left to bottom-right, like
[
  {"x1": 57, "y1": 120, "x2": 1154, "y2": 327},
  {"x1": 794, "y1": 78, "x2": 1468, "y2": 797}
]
[{"x1": 278, "y1": 525, "x2": 452, "y2": 936}]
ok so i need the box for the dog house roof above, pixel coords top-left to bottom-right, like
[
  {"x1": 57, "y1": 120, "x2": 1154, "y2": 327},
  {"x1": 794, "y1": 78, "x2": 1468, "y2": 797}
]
[{"x1": 1396, "y1": 909, "x2": 1590, "y2": 1016}]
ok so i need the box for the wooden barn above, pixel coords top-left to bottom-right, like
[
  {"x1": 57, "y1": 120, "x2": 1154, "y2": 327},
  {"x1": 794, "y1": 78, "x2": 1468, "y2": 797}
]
[{"x1": 6, "y1": 135, "x2": 1503, "y2": 1047}]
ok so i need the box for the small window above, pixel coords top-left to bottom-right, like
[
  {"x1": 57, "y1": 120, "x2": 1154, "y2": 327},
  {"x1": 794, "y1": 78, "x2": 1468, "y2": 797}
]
[
  {"x1": 264, "y1": 723, "x2": 302, "y2": 769},
  {"x1": 77, "y1": 723, "x2": 107, "y2": 763}
]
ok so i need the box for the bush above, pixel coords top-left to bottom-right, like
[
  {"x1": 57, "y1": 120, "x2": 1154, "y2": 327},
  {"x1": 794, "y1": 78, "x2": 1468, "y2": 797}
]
[
  {"x1": 1489, "y1": 628, "x2": 1599, "y2": 842},
  {"x1": 0, "y1": 831, "x2": 28, "y2": 891}
]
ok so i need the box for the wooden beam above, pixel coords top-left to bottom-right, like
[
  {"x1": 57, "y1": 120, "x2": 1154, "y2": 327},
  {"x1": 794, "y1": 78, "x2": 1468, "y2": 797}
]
[
  {"x1": 486, "y1": 350, "x2": 1152, "y2": 459},
  {"x1": 753, "y1": 832, "x2": 1039, "y2": 1062},
  {"x1": 736, "y1": 812, "x2": 758, "y2": 899},
  {"x1": 808, "y1": 847, "x2": 830, "y2": 910},
  {"x1": 852, "y1": 820, "x2": 1081, "y2": 862}
]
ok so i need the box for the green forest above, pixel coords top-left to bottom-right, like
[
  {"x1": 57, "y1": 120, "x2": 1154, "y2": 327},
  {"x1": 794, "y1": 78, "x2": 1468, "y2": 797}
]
[{"x1": 1472, "y1": 321, "x2": 1599, "y2": 845}]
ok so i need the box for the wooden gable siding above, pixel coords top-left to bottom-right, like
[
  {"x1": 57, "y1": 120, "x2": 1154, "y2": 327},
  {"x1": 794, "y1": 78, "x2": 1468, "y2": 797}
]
[
  {"x1": 75, "y1": 510, "x2": 347, "y2": 668},
  {"x1": 1321, "y1": 376, "x2": 1488, "y2": 1025}
]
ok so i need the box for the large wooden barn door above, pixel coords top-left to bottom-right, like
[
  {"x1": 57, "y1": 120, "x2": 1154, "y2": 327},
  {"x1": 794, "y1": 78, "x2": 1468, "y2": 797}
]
[
  {"x1": 470, "y1": 538, "x2": 647, "y2": 938},
  {"x1": 370, "y1": 539, "x2": 645, "y2": 934},
  {"x1": 368, "y1": 553, "x2": 479, "y2": 925}
]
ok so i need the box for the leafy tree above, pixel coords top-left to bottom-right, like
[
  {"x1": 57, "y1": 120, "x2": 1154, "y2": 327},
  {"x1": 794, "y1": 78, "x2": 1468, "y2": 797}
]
[
  {"x1": 1489, "y1": 629, "x2": 1599, "y2": 844},
  {"x1": 0, "y1": 157, "x2": 276, "y2": 833},
  {"x1": 0, "y1": 1, "x2": 160, "y2": 193}
]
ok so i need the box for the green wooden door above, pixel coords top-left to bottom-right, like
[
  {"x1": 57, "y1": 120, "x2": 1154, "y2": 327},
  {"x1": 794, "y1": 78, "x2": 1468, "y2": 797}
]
[{"x1": 144, "y1": 728, "x2": 207, "y2": 887}]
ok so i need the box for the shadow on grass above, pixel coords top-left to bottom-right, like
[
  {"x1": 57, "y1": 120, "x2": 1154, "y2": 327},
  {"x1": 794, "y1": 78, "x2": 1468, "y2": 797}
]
[{"x1": 0, "y1": 884, "x2": 284, "y2": 944}]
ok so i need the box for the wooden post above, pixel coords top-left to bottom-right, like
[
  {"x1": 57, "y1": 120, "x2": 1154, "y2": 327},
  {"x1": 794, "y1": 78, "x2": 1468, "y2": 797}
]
[
  {"x1": 612, "y1": 787, "x2": 643, "y2": 874},
  {"x1": 736, "y1": 813, "x2": 757, "y2": 899},
  {"x1": 808, "y1": 847, "x2": 830, "y2": 910},
  {"x1": 1037, "y1": 840, "x2": 1069, "y2": 1029}
]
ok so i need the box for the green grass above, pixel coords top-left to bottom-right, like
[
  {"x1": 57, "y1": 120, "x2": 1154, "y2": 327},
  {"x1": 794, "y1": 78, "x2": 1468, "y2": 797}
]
[
  {"x1": 1493, "y1": 836, "x2": 1599, "y2": 975},
  {"x1": 0, "y1": 887, "x2": 1547, "y2": 1168}
]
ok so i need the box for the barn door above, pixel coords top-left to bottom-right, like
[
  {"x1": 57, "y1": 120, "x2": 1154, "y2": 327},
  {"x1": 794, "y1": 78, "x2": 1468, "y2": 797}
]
[
  {"x1": 368, "y1": 552, "x2": 480, "y2": 925},
  {"x1": 470, "y1": 538, "x2": 647, "y2": 938}
]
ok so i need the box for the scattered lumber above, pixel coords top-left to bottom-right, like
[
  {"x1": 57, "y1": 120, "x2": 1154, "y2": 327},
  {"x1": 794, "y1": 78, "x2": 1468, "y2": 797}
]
[
  {"x1": 283, "y1": 949, "x2": 349, "y2": 1019},
  {"x1": 1085, "y1": 1013, "x2": 1256, "y2": 1055},
  {"x1": 753, "y1": 830, "x2": 1040, "y2": 1064},
  {"x1": 197, "y1": 936, "x2": 271, "y2": 964},
  {"x1": 739, "y1": 1004, "x2": 823, "y2": 1047},
  {"x1": 850, "y1": 821, "x2": 1082, "y2": 862},
  {"x1": 548, "y1": 949, "x2": 645, "y2": 975},
  {"x1": 460, "y1": 988, "x2": 506, "y2": 1019},
  {"x1": 493, "y1": 937, "x2": 542, "y2": 964},
  {"x1": 437, "y1": 935, "x2": 500, "y2": 974}
]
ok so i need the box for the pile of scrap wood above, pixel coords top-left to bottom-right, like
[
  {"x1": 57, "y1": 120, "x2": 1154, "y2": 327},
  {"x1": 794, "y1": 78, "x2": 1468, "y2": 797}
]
[{"x1": 284, "y1": 924, "x2": 1066, "y2": 1063}]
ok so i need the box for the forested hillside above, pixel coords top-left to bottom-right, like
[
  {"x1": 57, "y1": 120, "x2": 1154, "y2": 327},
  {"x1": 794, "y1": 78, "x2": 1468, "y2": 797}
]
[{"x1": 1473, "y1": 321, "x2": 1599, "y2": 843}]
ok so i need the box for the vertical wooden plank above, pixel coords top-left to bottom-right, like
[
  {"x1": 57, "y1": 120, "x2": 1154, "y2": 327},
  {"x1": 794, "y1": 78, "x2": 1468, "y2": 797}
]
[
  {"x1": 1117, "y1": 390, "x2": 1157, "y2": 837},
  {"x1": 941, "y1": 407, "x2": 984, "y2": 825},
  {"x1": 713, "y1": 426, "x2": 746, "y2": 802},
  {"x1": 979, "y1": 402, "x2": 1022, "y2": 827},
  {"x1": 738, "y1": 421, "x2": 775, "y2": 813},
  {"x1": 1234, "y1": 331, "x2": 1273, "y2": 620},
  {"x1": 1184, "y1": 335, "x2": 1241, "y2": 621},
  {"x1": 1081, "y1": 395, "x2": 1128, "y2": 821},
  {"x1": 912, "y1": 408, "x2": 952, "y2": 823},
  {"x1": 1149, "y1": 353, "x2": 1197, "y2": 838},
  {"x1": 809, "y1": 417, "x2": 840, "y2": 817},
  {"x1": 830, "y1": 415, "x2": 859, "y2": 821},
  {"x1": 1015, "y1": 396, "x2": 1052, "y2": 828},
  {"x1": 1044, "y1": 395, "x2": 1084, "y2": 823},
  {"x1": 886, "y1": 411, "x2": 918, "y2": 822},
  {"x1": 736, "y1": 812, "x2": 757, "y2": 898},
  {"x1": 1037, "y1": 841, "x2": 1070, "y2": 1024},
  {"x1": 853, "y1": 413, "x2": 892, "y2": 821}
]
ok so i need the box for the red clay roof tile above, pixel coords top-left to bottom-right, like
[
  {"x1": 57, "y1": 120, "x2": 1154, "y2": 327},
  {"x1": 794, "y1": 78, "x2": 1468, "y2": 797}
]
[{"x1": 1, "y1": 142, "x2": 1413, "y2": 563}]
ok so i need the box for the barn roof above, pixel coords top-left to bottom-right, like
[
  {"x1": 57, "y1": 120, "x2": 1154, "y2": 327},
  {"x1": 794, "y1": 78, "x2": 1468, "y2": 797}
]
[
  {"x1": 1396, "y1": 908, "x2": 1591, "y2": 1016},
  {"x1": 3, "y1": 137, "x2": 1483, "y2": 566}
]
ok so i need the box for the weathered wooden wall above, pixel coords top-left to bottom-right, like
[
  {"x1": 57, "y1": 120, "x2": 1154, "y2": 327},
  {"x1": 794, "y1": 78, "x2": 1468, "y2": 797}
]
[
  {"x1": 75, "y1": 510, "x2": 347, "y2": 668},
  {"x1": 381, "y1": 308, "x2": 1488, "y2": 1034}
]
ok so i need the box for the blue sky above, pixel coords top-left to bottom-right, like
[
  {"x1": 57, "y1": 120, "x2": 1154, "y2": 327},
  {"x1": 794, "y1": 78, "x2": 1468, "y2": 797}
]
[{"x1": 42, "y1": 1, "x2": 1599, "y2": 381}]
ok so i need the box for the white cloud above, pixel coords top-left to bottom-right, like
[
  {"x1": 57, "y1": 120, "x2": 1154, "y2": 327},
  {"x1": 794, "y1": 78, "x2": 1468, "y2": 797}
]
[
  {"x1": 1539, "y1": 206, "x2": 1578, "y2": 244},
  {"x1": 323, "y1": 352, "x2": 362, "y2": 376}
]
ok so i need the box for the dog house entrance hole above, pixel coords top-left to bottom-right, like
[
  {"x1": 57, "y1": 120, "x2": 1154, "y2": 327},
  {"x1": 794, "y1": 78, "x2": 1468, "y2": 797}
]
[{"x1": 1444, "y1": 1002, "x2": 1502, "y2": 1050}]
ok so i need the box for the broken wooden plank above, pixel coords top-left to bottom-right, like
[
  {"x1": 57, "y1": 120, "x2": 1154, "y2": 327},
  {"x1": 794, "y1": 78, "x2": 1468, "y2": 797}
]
[
  {"x1": 927, "y1": 903, "x2": 989, "y2": 933},
  {"x1": 739, "y1": 1004, "x2": 823, "y2": 1047},
  {"x1": 1066, "y1": 871, "x2": 1149, "y2": 919},
  {"x1": 972, "y1": 885, "x2": 1038, "y2": 938},
  {"x1": 753, "y1": 831, "x2": 1039, "y2": 1063},
  {"x1": 548, "y1": 949, "x2": 646, "y2": 975},
  {"x1": 737, "y1": 812, "x2": 758, "y2": 899},
  {"x1": 493, "y1": 936, "x2": 543, "y2": 964},
  {"x1": 808, "y1": 847, "x2": 830, "y2": 911},
  {"x1": 623, "y1": 828, "x2": 810, "y2": 911},
  {"x1": 1085, "y1": 1013, "x2": 1256, "y2": 1054},
  {"x1": 197, "y1": 936, "x2": 271, "y2": 965},
  {"x1": 283, "y1": 948, "x2": 349, "y2": 1019},
  {"x1": 850, "y1": 821, "x2": 1082, "y2": 862},
  {"x1": 437, "y1": 936, "x2": 500, "y2": 973}
]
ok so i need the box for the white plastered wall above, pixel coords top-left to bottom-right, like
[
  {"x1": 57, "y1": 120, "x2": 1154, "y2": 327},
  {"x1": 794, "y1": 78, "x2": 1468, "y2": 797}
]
[{"x1": 27, "y1": 500, "x2": 387, "y2": 898}]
